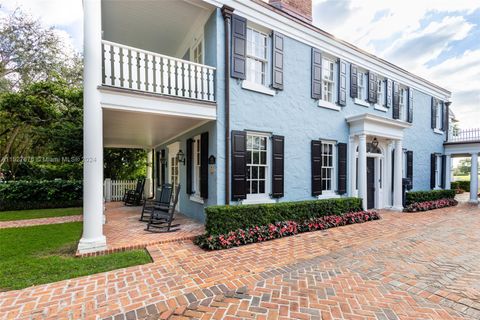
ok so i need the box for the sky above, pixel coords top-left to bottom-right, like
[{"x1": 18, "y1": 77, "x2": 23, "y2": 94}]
[{"x1": 0, "y1": 0, "x2": 478, "y2": 128}]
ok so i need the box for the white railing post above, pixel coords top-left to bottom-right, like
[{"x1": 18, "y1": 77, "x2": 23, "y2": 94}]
[{"x1": 104, "y1": 178, "x2": 112, "y2": 202}]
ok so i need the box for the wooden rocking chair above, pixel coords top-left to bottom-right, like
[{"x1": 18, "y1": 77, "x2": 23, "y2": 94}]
[{"x1": 145, "y1": 184, "x2": 181, "y2": 232}]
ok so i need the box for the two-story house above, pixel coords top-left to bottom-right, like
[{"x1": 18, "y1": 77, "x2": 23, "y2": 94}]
[{"x1": 79, "y1": 0, "x2": 454, "y2": 253}]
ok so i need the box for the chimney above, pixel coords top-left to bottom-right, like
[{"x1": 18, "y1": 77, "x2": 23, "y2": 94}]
[{"x1": 269, "y1": 0, "x2": 312, "y2": 22}]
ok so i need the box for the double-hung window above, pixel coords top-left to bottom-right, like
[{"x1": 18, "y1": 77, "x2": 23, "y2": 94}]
[
  {"x1": 190, "y1": 135, "x2": 203, "y2": 202},
  {"x1": 246, "y1": 28, "x2": 268, "y2": 86},
  {"x1": 435, "y1": 155, "x2": 442, "y2": 189},
  {"x1": 398, "y1": 87, "x2": 408, "y2": 121},
  {"x1": 321, "y1": 142, "x2": 335, "y2": 192},
  {"x1": 246, "y1": 133, "x2": 270, "y2": 199},
  {"x1": 322, "y1": 58, "x2": 335, "y2": 103},
  {"x1": 376, "y1": 78, "x2": 384, "y2": 106},
  {"x1": 435, "y1": 100, "x2": 443, "y2": 130},
  {"x1": 357, "y1": 71, "x2": 366, "y2": 101}
]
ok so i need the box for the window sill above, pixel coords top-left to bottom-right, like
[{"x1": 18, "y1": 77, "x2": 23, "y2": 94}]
[
  {"x1": 318, "y1": 100, "x2": 341, "y2": 111},
  {"x1": 433, "y1": 128, "x2": 444, "y2": 135},
  {"x1": 242, "y1": 197, "x2": 276, "y2": 205},
  {"x1": 354, "y1": 98, "x2": 370, "y2": 108},
  {"x1": 241, "y1": 80, "x2": 276, "y2": 96},
  {"x1": 317, "y1": 192, "x2": 340, "y2": 200},
  {"x1": 374, "y1": 104, "x2": 388, "y2": 112},
  {"x1": 189, "y1": 195, "x2": 204, "y2": 204}
]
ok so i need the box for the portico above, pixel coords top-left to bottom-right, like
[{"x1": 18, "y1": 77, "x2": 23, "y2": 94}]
[{"x1": 347, "y1": 114, "x2": 411, "y2": 210}]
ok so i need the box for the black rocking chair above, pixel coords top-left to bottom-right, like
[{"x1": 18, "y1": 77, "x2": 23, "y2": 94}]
[
  {"x1": 123, "y1": 179, "x2": 145, "y2": 206},
  {"x1": 145, "y1": 184, "x2": 181, "y2": 233},
  {"x1": 139, "y1": 184, "x2": 173, "y2": 222}
]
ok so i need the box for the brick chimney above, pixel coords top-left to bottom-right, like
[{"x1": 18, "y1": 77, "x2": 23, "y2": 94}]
[{"x1": 269, "y1": 0, "x2": 312, "y2": 22}]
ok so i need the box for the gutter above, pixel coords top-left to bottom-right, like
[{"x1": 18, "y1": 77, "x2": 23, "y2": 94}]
[{"x1": 222, "y1": 5, "x2": 234, "y2": 205}]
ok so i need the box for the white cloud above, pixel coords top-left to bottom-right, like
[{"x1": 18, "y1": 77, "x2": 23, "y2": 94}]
[{"x1": 313, "y1": 0, "x2": 480, "y2": 129}]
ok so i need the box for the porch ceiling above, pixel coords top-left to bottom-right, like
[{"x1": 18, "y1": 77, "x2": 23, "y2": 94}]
[
  {"x1": 103, "y1": 109, "x2": 209, "y2": 149},
  {"x1": 101, "y1": 0, "x2": 214, "y2": 57}
]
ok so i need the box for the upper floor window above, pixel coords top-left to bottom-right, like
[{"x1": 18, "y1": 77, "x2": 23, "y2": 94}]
[
  {"x1": 376, "y1": 78, "x2": 385, "y2": 106},
  {"x1": 246, "y1": 28, "x2": 268, "y2": 86},
  {"x1": 357, "y1": 71, "x2": 366, "y2": 101},
  {"x1": 321, "y1": 142, "x2": 335, "y2": 192},
  {"x1": 435, "y1": 101, "x2": 442, "y2": 130},
  {"x1": 322, "y1": 58, "x2": 335, "y2": 103},
  {"x1": 246, "y1": 133, "x2": 270, "y2": 198},
  {"x1": 398, "y1": 87, "x2": 407, "y2": 121}
]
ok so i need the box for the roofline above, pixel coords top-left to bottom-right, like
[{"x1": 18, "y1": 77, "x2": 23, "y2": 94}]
[{"x1": 204, "y1": 0, "x2": 451, "y2": 100}]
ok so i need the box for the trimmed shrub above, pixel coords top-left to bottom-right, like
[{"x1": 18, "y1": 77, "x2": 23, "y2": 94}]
[
  {"x1": 0, "y1": 180, "x2": 82, "y2": 211},
  {"x1": 195, "y1": 211, "x2": 380, "y2": 250},
  {"x1": 451, "y1": 181, "x2": 470, "y2": 192},
  {"x1": 205, "y1": 197, "x2": 362, "y2": 235},
  {"x1": 404, "y1": 198, "x2": 458, "y2": 212},
  {"x1": 405, "y1": 189, "x2": 455, "y2": 205}
]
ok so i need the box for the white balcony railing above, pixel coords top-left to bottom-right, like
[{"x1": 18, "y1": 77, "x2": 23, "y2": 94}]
[
  {"x1": 102, "y1": 40, "x2": 216, "y2": 102},
  {"x1": 449, "y1": 128, "x2": 480, "y2": 143}
]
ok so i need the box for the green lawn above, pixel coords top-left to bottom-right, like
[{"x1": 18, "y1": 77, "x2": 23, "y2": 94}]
[
  {"x1": 0, "y1": 222, "x2": 152, "y2": 291},
  {"x1": 0, "y1": 207, "x2": 83, "y2": 221}
]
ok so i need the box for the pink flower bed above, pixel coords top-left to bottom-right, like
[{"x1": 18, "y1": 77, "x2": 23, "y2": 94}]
[
  {"x1": 194, "y1": 211, "x2": 380, "y2": 250},
  {"x1": 403, "y1": 198, "x2": 458, "y2": 212}
]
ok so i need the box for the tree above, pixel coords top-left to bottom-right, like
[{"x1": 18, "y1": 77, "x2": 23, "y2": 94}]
[{"x1": 104, "y1": 149, "x2": 147, "y2": 180}]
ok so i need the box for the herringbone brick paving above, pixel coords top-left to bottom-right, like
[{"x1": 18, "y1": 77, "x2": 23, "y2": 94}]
[{"x1": 1, "y1": 203, "x2": 479, "y2": 319}]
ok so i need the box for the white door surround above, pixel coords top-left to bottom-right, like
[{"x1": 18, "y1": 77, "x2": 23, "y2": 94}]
[
  {"x1": 167, "y1": 142, "x2": 181, "y2": 211},
  {"x1": 347, "y1": 114, "x2": 411, "y2": 210}
]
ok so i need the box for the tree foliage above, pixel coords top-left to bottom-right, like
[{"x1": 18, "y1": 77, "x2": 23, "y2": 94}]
[{"x1": 104, "y1": 149, "x2": 147, "y2": 180}]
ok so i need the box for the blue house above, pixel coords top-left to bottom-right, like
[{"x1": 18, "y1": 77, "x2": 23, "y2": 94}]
[{"x1": 80, "y1": 0, "x2": 466, "y2": 253}]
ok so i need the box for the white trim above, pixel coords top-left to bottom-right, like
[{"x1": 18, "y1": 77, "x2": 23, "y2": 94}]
[
  {"x1": 318, "y1": 100, "x2": 340, "y2": 111},
  {"x1": 354, "y1": 98, "x2": 370, "y2": 108},
  {"x1": 374, "y1": 104, "x2": 388, "y2": 112},
  {"x1": 241, "y1": 80, "x2": 276, "y2": 96},
  {"x1": 245, "y1": 131, "x2": 271, "y2": 201},
  {"x1": 204, "y1": 0, "x2": 451, "y2": 100},
  {"x1": 242, "y1": 197, "x2": 276, "y2": 205},
  {"x1": 433, "y1": 128, "x2": 444, "y2": 135},
  {"x1": 189, "y1": 194, "x2": 205, "y2": 204},
  {"x1": 153, "y1": 120, "x2": 210, "y2": 149},
  {"x1": 317, "y1": 191, "x2": 340, "y2": 200}
]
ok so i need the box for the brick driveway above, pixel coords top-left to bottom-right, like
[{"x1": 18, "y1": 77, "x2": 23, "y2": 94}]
[{"x1": 1, "y1": 203, "x2": 480, "y2": 320}]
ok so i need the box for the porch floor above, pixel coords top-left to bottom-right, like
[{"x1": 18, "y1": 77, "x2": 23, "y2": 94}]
[{"x1": 83, "y1": 202, "x2": 205, "y2": 256}]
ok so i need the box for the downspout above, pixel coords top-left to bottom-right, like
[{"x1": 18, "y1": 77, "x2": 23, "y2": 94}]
[{"x1": 222, "y1": 6, "x2": 234, "y2": 205}]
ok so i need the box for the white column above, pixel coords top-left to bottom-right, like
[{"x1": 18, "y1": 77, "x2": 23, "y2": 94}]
[
  {"x1": 470, "y1": 153, "x2": 478, "y2": 204},
  {"x1": 385, "y1": 141, "x2": 393, "y2": 207},
  {"x1": 445, "y1": 155, "x2": 451, "y2": 190},
  {"x1": 348, "y1": 136, "x2": 356, "y2": 197},
  {"x1": 357, "y1": 134, "x2": 367, "y2": 210},
  {"x1": 392, "y1": 139, "x2": 403, "y2": 211},
  {"x1": 78, "y1": 0, "x2": 106, "y2": 254}
]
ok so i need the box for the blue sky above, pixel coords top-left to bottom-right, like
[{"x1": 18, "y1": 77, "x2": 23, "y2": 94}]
[{"x1": 1, "y1": 0, "x2": 478, "y2": 128}]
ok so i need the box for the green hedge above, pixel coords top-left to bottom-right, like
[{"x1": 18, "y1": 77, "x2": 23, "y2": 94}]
[
  {"x1": 205, "y1": 197, "x2": 363, "y2": 235},
  {"x1": 0, "y1": 180, "x2": 82, "y2": 211},
  {"x1": 451, "y1": 181, "x2": 470, "y2": 192},
  {"x1": 405, "y1": 189, "x2": 456, "y2": 205}
]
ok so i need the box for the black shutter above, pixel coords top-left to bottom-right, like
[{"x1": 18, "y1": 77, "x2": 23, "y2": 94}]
[
  {"x1": 441, "y1": 155, "x2": 446, "y2": 189},
  {"x1": 392, "y1": 82, "x2": 400, "y2": 119},
  {"x1": 386, "y1": 79, "x2": 393, "y2": 108},
  {"x1": 445, "y1": 102, "x2": 450, "y2": 138},
  {"x1": 231, "y1": 14, "x2": 247, "y2": 79},
  {"x1": 231, "y1": 130, "x2": 247, "y2": 200},
  {"x1": 161, "y1": 149, "x2": 166, "y2": 185},
  {"x1": 338, "y1": 59, "x2": 347, "y2": 106},
  {"x1": 430, "y1": 153, "x2": 436, "y2": 189},
  {"x1": 431, "y1": 97, "x2": 437, "y2": 129},
  {"x1": 272, "y1": 32, "x2": 284, "y2": 90},
  {"x1": 200, "y1": 132, "x2": 209, "y2": 199},
  {"x1": 391, "y1": 149, "x2": 395, "y2": 192},
  {"x1": 441, "y1": 101, "x2": 446, "y2": 131},
  {"x1": 407, "y1": 87, "x2": 414, "y2": 123},
  {"x1": 186, "y1": 138, "x2": 193, "y2": 195},
  {"x1": 271, "y1": 135, "x2": 284, "y2": 198},
  {"x1": 406, "y1": 150, "x2": 413, "y2": 190},
  {"x1": 311, "y1": 48, "x2": 322, "y2": 99},
  {"x1": 311, "y1": 140, "x2": 322, "y2": 196},
  {"x1": 350, "y1": 64, "x2": 358, "y2": 98},
  {"x1": 155, "y1": 151, "x2": 160, "y2": 187},
  {"x1": 367, "y1": 72, "x2": 377, "y2": 103},
  {"x1": 337, "y1": 143, "x2": 347, "y2": 195}
]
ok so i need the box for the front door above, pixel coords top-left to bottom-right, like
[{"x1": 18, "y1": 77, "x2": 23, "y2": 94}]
[{"x1": 367, "y1": 157, "x2": 375, "y2": 209}]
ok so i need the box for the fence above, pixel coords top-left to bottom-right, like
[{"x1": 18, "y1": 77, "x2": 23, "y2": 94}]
[{"x1": 104, "y1": 178, "x2": 152, "y2": 202}]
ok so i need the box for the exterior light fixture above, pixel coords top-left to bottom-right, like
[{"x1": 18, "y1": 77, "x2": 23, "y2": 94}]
[{"x1": 176, "y1": 150, "x2": 186, "y2": 165}]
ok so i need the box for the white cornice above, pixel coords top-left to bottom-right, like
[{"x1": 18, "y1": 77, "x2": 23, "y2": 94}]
[
  {"x1": 346, "y1": 113, "x2": 412, "y2": 129},
  {"x1": 205, "y1": 0, "x2": 451, "y2": 101}
]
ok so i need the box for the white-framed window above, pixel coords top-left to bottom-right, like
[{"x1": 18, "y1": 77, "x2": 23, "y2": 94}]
[
  {"x1": 357, "y1": 71, "x2": 366, "y2": 100},
  {"x1": 435, "y1": 100, "x2": 443, "y2": 130},
  {"x1": 322, "y1": 57, "x2": 335, "y2": 103},
  {"x1": 192, "y1": 40, "x2": 203, "y2": 64},
  {"x1": 192, "y1": 135, "x2": 202, "y2": 199},
  {"x1": 402, "y1": 150, "x2": 407, "y2": 179},
  {"x1": 376, "y1": 78, "x2": 384, "y2": 106},
  {"x1": 246, "y1": 132, "x2": 270, "y2": 200},
  {"x1": 321, "y1": 142, "x2": 335, "y2": 192},
  {"x1": 246, "y1": 27, "x2": 268, "y2": 86},
  {"x1": 435, "y1": 155, "x2": 442, "y2": 189},
  {"x1": 398, "y1": 87, "x2": 407, "y2": 121}
]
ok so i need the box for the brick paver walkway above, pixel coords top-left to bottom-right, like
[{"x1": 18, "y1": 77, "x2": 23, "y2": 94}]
[
  {"x1": 1, "y1": 203, "x2": 480, "y2": 319},
  {"x1": 0, "y1": 215, "x2": 82, "y2": 229}
]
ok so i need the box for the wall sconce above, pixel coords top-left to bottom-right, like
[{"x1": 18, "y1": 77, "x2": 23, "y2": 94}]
[
  {"x1": 159, "y1": 156, "x2": 167, "y2": 165},
  {"x1": 176, "y1": 150, "x2": 186, "y2": 165}
]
